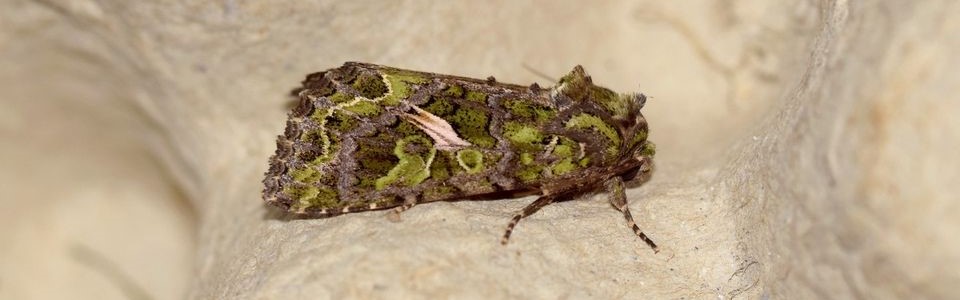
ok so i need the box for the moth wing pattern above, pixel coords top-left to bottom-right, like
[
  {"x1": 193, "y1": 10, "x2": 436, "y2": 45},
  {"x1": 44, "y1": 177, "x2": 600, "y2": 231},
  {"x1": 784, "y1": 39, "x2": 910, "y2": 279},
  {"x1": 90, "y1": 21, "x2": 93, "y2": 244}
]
[
  {"x1": 263, "y1": 62, "x2": 658, "y2": 251},
  {"x1": 265, "y1": 63, "x2": 517, "y2": 214}
]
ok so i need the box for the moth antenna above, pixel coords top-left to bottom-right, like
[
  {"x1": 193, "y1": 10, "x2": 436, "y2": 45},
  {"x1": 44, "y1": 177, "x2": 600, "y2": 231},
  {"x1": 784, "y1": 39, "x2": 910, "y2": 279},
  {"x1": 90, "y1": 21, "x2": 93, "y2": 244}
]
[{"x1": 522, "y1": 63, "x2": 557, "y2": 84}]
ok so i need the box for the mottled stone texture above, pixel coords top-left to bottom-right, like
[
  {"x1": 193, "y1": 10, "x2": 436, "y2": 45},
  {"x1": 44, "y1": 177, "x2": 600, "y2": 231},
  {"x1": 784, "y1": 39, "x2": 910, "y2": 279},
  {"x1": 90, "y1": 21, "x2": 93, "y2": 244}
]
[{"x1": 1, "y1": 1, "x2": 958, "y2": 299}]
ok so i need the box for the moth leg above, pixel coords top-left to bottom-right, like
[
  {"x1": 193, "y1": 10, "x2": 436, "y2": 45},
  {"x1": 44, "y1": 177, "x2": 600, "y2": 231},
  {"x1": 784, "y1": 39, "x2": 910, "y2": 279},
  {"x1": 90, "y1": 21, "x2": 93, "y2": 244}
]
[
  {"x1": 606, "y1": 176, "x2": 659, "y2": 253},
  {"x1": 387, "y1": 195, "x2": 417, "y2": 223},
  {"x1": 501, "y1": 194, "x2": 558, "y2": 245}
]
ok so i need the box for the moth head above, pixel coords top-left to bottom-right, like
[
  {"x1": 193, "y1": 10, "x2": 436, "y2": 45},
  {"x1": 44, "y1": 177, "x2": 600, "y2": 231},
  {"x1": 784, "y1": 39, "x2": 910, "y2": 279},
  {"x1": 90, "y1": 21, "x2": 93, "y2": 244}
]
[
  {"x1": 628, "y1": 94, "x2": 654, "y2": 169},
  {"x1": 557, "y1": 67, "x2": 651, "y2": 151},
  {"x1": 556, "y1": 66, "x2": 645, "y2": 120}
]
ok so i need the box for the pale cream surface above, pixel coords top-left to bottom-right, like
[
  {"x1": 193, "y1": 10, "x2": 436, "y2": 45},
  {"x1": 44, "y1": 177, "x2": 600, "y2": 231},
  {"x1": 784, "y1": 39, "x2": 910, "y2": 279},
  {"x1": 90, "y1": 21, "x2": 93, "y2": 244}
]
[{"x1": 1, "y1": 1, "x2": 958, "y2": 299}]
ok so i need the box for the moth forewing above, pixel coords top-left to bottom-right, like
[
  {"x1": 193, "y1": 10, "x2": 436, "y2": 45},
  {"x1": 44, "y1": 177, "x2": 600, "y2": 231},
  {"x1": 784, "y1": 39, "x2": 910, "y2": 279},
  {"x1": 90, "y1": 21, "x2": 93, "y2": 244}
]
[{"x1": 263, "y1": 62, "x2": 658, "y2": 251}]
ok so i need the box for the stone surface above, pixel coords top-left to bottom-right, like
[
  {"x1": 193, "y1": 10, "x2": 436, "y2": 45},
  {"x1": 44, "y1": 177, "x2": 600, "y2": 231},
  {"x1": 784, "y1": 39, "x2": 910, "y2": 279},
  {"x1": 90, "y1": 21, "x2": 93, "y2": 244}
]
[{"x1": 1, "y1": 0, "x2": 958, "y2": 299}]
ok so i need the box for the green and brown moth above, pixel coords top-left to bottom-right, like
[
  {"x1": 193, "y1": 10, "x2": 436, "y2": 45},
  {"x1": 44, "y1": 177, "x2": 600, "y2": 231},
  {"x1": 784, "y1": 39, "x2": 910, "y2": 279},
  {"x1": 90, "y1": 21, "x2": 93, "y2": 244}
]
[{"x1": 263, "y1": 62, "x2": 659, "y2": 252}]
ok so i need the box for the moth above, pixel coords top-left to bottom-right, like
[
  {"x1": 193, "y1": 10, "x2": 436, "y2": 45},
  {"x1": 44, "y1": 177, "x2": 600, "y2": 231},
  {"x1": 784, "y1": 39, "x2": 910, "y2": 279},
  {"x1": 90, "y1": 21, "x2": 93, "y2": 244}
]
[{"x1": 263, "y1": 62, "x2": 659, "y2": 252}]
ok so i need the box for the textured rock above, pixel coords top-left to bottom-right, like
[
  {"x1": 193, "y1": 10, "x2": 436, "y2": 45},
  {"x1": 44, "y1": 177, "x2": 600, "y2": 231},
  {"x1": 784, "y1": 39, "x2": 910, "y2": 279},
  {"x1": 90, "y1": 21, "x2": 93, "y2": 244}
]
[{"x1": 1, "y1": 1, "x2": 958, "y2": 299}]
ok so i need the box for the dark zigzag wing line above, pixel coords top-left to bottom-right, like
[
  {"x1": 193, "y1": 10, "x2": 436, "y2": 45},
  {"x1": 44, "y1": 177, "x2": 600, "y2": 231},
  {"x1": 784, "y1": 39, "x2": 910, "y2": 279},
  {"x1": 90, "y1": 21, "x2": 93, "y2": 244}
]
[{"x1": 264, "y1": 62, "x2": 630, "y2": 216}]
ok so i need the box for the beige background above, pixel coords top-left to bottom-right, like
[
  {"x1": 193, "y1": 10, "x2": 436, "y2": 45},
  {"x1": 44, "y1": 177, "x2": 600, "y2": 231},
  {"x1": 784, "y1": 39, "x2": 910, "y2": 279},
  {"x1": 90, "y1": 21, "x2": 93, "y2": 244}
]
[{"x1": 2, "y1": 0, "x2": 958, "y2": 299}]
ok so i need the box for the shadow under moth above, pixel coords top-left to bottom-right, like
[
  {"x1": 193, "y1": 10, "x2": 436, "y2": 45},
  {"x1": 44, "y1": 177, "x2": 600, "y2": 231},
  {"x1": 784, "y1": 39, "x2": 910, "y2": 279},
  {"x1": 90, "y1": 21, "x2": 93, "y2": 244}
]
[{"x1": 263, "y1": 62, "x2": 659, "y2": 252}]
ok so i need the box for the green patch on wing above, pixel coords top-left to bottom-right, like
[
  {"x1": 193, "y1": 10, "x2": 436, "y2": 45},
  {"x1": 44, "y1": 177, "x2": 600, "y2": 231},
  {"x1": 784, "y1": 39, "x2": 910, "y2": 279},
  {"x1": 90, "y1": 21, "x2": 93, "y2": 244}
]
[
  {"x1": 324, "y1": 110, "x2": 359, "y2": 132},
  {"x1": 285, "y1": 185, "x2": 339, "y2": 211},
  {"x1": 551, "y1": 137, "x2": 578, "y2": 158},
  {"x1": 327, "y1": 92, "x2": 354, "y2": 104},
  {"x1": 381, "y1": 70, "x2": 428, "y2": 106},
  {"x1": 465, "y1": 90, "x2": 487, "y2": 103},
  {"x1": 456, "y1": 149, "x2": 484, "y2": 174},
  {"x1": 565, "y1": 113, "x2": 620, "y2": 156},
  {"x1": 503, "y1": 122, "x2": 546, "y2": 152},
  {"x1": 516, "y1": 163, "x2": 544, "y2": 183},
  {"x1": 375, "y1": 136, "x2": 436, "y2": 190},
  {"x1": 448, "y1": 106, "x2": 495, "y2": 148},
  {"x1": 342, "y1": 100, "x2": 382, "y2": 116},
  {"x1": 443, "y1": 84, "x2": 464, "y2": 97},
  {"x1": 550, "y1": 158, "x2": 578, "y2": 176},
  {"x1": 548, "y1": 137, "x2": 582, "y2": 176},
  {"x1": 290, "y1": 167, "x2": 322, "y2": 183},
  {"x1": 503, "y1": 99, "x2": 556, "y2": 123},
  {"x1": 503, "y1": 122, "x2": 550, "y2": 182}
]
